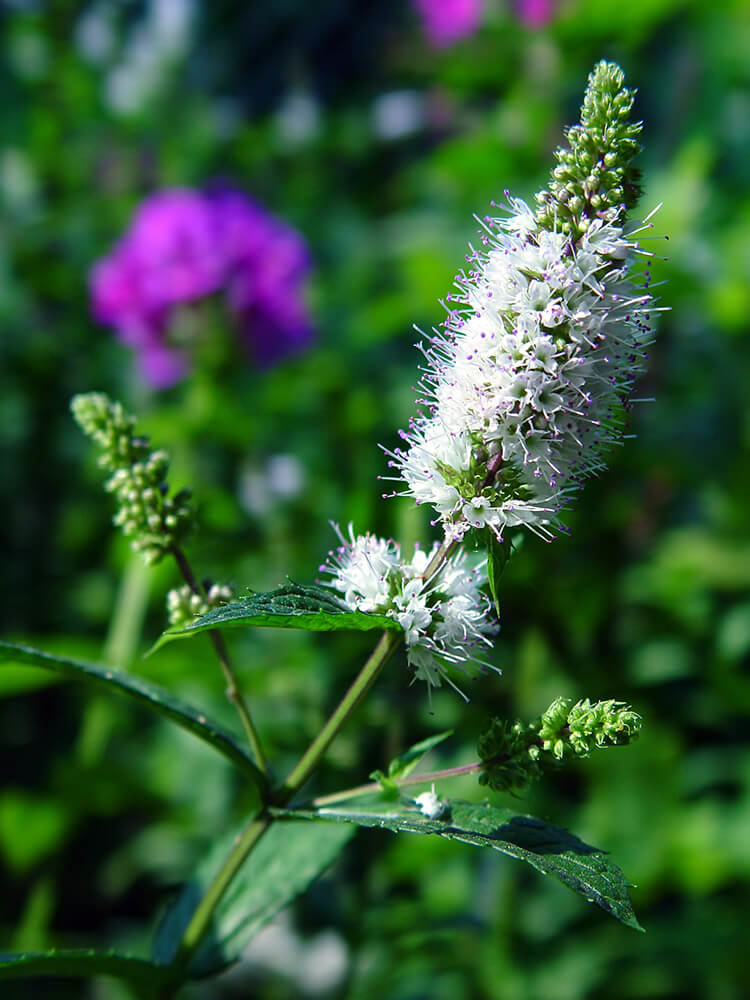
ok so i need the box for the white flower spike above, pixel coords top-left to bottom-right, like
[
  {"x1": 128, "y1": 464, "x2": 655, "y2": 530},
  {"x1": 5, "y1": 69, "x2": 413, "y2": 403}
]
[
  {"x1": 384, "y1": 204, "x2": 654, "y2": 543},
  {"x1": 383, "y1": 62, "x2": 662, "y2": 547}
]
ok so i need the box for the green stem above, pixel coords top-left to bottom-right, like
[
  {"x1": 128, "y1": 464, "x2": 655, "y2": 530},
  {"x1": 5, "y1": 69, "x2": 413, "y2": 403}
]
[
  {"x1": 103, "y1": 555, "x2": 152, "y2": 669},
  {"x1": 275, "y1": 629, "x2": 402, "y2": 804},
  {"x1": 169, "y1": 532, "x2": 457, "y2": 978},
  {"x1": 171, "y1": 546, "x2": 271, "y2": 782},
  {"x1": 169, "y1": 811, "x2": 272, "y2": 975},
  {"x1": 309, "y1": 760, "x2": 485, "y2": 808},
  {"x1": 169, "y1": 629, "x2": 401, "y2": 977},
  {"x1": 77, "y1": 556, "x2": 152, "y2": 765}
]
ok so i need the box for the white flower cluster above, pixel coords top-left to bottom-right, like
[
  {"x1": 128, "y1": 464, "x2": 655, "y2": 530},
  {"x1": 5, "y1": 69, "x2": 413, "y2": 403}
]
[
  {"x1": 321, "y1": 525, "x2": 497, "y2": 697},
  {"x1": 385, "y1": 197, "x2": 654, "y2": 542}
]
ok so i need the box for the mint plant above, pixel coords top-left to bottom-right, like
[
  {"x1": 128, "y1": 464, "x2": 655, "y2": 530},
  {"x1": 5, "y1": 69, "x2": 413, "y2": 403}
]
[{"x1": 0, "y1": 61, "x2": 660, "y2": 997}]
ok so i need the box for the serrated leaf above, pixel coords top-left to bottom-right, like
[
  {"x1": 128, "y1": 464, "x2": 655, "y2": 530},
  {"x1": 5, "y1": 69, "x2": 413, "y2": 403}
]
[
  {"x1": 154, "y1": 816, "x2": 356, "y2": 978},
  {"x1": 386, "y1": 730, "x2": 454, "y2": 779},
  {"x1": 0, "y1": 641, "x2": 264, "y2": 786},
  {"x1": 282, "y1": 795, "x2": 642, "y2": 930},
  {"x1": 0, "y1": 950, "x2": 169, "y2": 993},
  {"x1": 152, "y1": 582, "x2": 400, "y2": 652},
  {"x1": 487, "y1": 533, "x2": 512, "y2": 617}
]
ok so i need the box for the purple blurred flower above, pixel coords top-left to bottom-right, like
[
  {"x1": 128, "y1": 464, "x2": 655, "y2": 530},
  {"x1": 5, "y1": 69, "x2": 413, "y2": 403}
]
[
  {"x1": 91, "y1": 188, "x2": 313, "y2": 387},
  {"x1": 516, "y1": 0, "x2": 555, "y2": 27},
  {"x1": 413, "y1": 0, "x2": 482, "y2": 48}
]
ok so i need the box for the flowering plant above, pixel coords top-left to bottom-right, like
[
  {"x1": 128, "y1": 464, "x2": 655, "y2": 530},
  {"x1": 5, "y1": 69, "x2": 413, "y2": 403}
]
[{"x1": 0, "y1": 62, "x2": 659, "y2": 996}]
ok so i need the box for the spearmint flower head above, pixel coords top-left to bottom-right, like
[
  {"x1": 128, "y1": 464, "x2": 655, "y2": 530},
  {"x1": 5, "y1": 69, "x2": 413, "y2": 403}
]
[
  {"x1": 386, "y1": 62, "x2": 657, "y2": 544},
  {"x1": 321, "y1": 525, "x2": 498, "y2": 697}
]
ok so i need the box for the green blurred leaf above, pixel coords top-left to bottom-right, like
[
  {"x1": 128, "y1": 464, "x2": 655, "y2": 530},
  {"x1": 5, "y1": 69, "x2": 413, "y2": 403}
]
[
  {"x1": 0, "y1": 664, "x2": 59, "y2": 698},
  {"x1": 0, "y1": 951, "x2": 169, "y2": 994},
  {"x1": 0, "y1": 641, "x2": 264, "y2": 786},
  {"x1": 386, "y1": 730, "x2": 454, "y2": 780},
  {"x1": 152, "y1": 582, "x2": 400, "y2": 651},
  {"x1": 153, "y1": 817, "x2": 356, "y2": 978},
  {"x1": 283, "y1": 796, "x2": 642, "y2": 930},
  {"x1": 0, "y1": 792, "x2": 72, "y2": 873}
]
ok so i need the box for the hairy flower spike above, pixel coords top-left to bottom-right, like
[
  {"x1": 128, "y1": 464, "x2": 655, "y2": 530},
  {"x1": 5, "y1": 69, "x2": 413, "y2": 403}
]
[
  {"x1": 386, "y1": 61, "x2": 654, "y2": 545},
  {"x1": 478, "y1": 696, "x2": 642, "y2": 791},
  {"x1": 321, "y1": 524, "x2": 498, "y2": 698},
  {"x1": 72, "y1": 392, "x2": 195, "y2": 565},
  {"x1": 535, "y1": 60, "x2": 643, "y2": 240}
]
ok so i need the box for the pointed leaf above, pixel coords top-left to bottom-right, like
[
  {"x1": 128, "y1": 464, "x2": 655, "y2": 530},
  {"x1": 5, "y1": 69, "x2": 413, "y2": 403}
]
[
  {"x1": 386, "y1": 730, "x2": 454, "y2": 779},
  {"x1": 282, "y1": 795, "x2": 642, "y2": 930},
  {"x1": 152, "y1": 583, "x2": 399, "y2": 652},
  {"x1": 154, "y1": 816, "x2": 355, "y2": 978},
  {"x1": 368, "y1": 770, "x2": 400, "y2": 797},
  {"x1": 0, "y1": 950, "x2": 169, "y2": 993},
  {"x1": 0, "y1": 641, "x2": 264, "y2": 786},
  {"x1": 487, "y1": 533, "x2": 512, "y2": 617}
]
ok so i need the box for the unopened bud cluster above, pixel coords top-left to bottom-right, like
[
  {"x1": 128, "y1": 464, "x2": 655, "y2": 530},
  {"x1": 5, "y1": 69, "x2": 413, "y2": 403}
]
[
  {"x1": 535, "y1": 61, "x2": 643, "y2": 240},
  {"x1": 167, "y1": 582, "x2": 233, "y2": 628},
  {"x1": 478, "y1": 696, "x2": 642, "y2": 792},
  {"x1": 71, "y1": 392, "x2": 194, "y2": 565}
]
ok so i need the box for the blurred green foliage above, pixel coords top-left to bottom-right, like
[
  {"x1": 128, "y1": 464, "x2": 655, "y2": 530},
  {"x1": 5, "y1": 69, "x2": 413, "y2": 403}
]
[{"x1": 0, "y1": 0, "x2": 748, "y2": 997}]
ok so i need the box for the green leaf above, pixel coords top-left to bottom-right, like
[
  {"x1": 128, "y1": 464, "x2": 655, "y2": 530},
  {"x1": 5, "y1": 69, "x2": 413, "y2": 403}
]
[
  {"x1": 368, "y1": 770, "x2": 400, "y2": 798},
  {"x1": 369, "y1": 731, "x2": 453, "y2": 797},
  {"x1": 386, "y1": 730, "x2": 454, "y2": 780},
  {"x1": 0, "y1": 641, "x2": 264, "y2": 786},
  {"x1": 0, "y1": 950, "x2": 169, "y2": 994},
  {"x1": 282, "y1": 795, "x2": 642, "y2": 930},
  {"x1": 487, "y1": 533, "x2": 512, "y2": 617},
  {"x1": 152, "y1": 582, "x2": 399, "y2": 652},
  {"x1": 0, "y1": 791, "x2": 73, "y2": 873},
  {"x1": 154, "y1": 817, "x2": 356, "y2": 978}
]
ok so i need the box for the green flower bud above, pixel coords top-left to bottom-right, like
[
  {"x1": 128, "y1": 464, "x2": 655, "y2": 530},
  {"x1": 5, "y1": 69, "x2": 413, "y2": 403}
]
[
  {"x1": 166, "y1": 581, "x2": 234, "y2": 628},
  {"x1": 535, "y1": 60, "x2": 643, "y2": 240},
  {"x1": 478, "y1": 695, "x2": 642, "y2": 792},
  {"x1": 71, "y1": 392, "x2": 195, "y2": 564}
]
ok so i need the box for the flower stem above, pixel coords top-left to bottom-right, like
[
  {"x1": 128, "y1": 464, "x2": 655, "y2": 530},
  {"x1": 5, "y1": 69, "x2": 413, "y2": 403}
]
[
  {"x1": 169, "y1": 627, "x2": 401, "y2": 977},
  {"x1": 169, "y1": 536, "x2": 457, "y2": 979},
  {"x1": 274, "y1": 628, "x2": 402, "y2": 804},
  {"x1": 310, "y1": 760, "x2": 485, "y2": 807},
  {"x1": 171, "y1": 546, "x2": 271, "y2": 782},
  {"x1": 277, "y1": 532, "x2": 457, "y2": 804},
  {"x1": 169, "y1": 811, "x2": 272, "y2": 975}
]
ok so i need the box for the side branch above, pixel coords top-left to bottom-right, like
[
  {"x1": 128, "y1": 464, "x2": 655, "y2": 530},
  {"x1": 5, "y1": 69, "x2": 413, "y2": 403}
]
[{"x1": 171, "y1": 546, "x2": 271, "y2": 782}]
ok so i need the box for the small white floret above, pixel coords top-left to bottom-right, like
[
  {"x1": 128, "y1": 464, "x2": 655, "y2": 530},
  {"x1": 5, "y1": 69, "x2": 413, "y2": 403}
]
[{"x1": 414, "y1": 784, "x2": 450, "y2": 820}]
